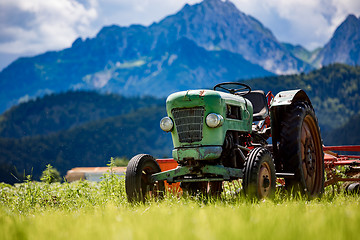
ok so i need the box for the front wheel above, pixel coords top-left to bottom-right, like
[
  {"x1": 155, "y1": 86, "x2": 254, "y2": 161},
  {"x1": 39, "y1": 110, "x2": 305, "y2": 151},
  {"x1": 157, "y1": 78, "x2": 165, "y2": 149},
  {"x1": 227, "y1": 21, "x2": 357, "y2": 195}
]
[
  {"x1": 125, "y1": 154, "x2": 165, "y2": 203},
  {"x1": 243, "y1": 147, "x2": 276, "y2": 200}
]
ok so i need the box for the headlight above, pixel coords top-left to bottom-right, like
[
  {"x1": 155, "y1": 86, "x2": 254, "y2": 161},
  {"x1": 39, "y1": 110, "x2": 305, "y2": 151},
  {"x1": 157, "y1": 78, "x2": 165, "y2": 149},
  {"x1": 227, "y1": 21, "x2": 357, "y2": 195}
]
[
  {"x1": 160, "y1": 117, "x2": 174, "y2": 132},
  {"x1": 206, "y1": 113, "x2": 224, "y2": 128}
]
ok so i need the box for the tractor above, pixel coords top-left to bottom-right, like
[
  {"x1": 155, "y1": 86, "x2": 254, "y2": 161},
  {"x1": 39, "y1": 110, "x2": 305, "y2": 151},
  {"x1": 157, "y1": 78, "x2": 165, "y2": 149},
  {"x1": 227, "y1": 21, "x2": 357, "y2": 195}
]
[{"x1": 125, "y1": 82, "x2": 324, "y2": 202}]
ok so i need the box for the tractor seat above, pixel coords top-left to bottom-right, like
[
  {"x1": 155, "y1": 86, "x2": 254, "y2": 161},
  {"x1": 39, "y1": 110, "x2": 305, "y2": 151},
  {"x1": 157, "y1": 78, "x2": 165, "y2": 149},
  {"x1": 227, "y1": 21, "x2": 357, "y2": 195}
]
[{"x1": 243, "y1": 90, "x2": 269, "y2": 121}]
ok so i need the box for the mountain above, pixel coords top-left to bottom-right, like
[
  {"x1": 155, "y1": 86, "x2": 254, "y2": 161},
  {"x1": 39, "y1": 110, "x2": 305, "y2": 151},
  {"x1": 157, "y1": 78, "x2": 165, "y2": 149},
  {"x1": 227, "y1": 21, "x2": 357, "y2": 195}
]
[
  {"x1": 0, "y1": 0, "x2": 314, "y2": 113},
  {"x1": 149, "y1": 0, "x2": 309, "y2": 74},
  {"x1": 84, "y1": 37, "x2": 273, "y2": 96},
  {"x1": 314, "y1": 14, "x2": 360, "y2": 67},
  {"x1": 282, "y1": 43, "x2": 322, "y2": 65}
]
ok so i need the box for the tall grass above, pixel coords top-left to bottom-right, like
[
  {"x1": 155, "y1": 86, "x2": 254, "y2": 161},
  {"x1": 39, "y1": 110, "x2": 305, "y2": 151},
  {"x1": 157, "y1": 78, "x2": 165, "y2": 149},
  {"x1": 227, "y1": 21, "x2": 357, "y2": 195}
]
[{"x1": 1, "y1": 172, "x2": 360, "y2": 240}]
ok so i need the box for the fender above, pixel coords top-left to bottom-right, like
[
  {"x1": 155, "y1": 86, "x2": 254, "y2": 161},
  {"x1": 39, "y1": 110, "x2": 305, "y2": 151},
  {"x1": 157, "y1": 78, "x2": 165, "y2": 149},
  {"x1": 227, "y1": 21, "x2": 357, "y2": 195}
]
[
  {"x1": 270, "y1": 89, "x2": 312, "y2": 108},
  {"x1": 269, "y1": 89, "x2": 313, "y2": 146}
]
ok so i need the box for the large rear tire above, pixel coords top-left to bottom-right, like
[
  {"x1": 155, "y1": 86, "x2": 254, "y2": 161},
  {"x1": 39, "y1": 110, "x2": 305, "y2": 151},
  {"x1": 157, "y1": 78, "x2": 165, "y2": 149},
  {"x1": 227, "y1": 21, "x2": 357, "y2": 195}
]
[
  {"x1": 279, "y1": 102, "x2": 324, "y2": 198},
  {"x1": 125, "y1": 154, "x2": 165, "y2": 203},
  {"x1": 243, "y1": 147, "x2": 276, "y2": 200}
]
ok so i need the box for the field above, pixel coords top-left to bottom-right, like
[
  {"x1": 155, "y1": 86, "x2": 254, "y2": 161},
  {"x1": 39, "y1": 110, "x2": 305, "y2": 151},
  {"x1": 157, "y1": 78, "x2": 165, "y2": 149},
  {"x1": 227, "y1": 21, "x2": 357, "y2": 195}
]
[{"x1": 1, "y1": 172, "x2": 360, "y2": 240}]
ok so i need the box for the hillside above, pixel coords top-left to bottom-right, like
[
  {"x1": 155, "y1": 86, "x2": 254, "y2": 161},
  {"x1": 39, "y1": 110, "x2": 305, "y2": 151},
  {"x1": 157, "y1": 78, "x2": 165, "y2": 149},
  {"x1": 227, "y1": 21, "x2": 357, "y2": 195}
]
[
  {"x1": 94, "y1": 37, "x2": 272, "y2": 97},
  {"x1": 324, "y1": 113, "x2": 360, "y2": 146},
  {"x1": 0, "y1": 91, "x2": 163, "y2": 138},
  {"x1": 282, "y1": 43, "x2": 321, "y2": 65},
  {"x1": 247, "y1": 64, "x2": 360, "y2": 132},
  {"x1": 0, "y1": 106, "x2": 172, "y2": 183}
]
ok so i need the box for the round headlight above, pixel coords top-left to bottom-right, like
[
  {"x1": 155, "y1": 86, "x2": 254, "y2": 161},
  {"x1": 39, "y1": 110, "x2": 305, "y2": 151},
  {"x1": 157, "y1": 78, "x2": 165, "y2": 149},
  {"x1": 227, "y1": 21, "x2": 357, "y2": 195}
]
[
  {"x1": 160, "y1": 117, "x2": 174, "y2": 132},
  {"x1": 206, "y1": 113, "x2": 224, "y2": 128}
]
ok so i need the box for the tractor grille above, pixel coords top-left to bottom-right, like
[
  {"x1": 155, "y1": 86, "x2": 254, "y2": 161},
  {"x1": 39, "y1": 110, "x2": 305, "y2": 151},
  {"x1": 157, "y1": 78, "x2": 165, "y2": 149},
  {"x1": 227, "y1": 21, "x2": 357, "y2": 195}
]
[{"x1": 172, "y1": 107, "x2": 204, "y2": 143}]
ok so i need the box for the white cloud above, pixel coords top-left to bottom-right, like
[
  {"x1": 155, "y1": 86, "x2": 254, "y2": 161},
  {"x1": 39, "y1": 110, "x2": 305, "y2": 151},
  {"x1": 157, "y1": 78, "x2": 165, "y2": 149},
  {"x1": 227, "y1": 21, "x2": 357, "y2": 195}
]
[
  {"x1": 0, "y1": 0, "x2": 98, "y2": 54},
  {"x1": 231, "y1": 0, "x2": 360, "y2": 50},
  {"x1": 93, "y1": 0, "x2": 202, "y2": 27}
]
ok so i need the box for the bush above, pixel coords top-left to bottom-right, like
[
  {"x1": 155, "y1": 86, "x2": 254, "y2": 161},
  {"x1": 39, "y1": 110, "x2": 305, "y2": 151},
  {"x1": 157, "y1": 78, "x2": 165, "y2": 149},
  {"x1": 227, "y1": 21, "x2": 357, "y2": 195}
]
[{"x1": 40, "y1": 164, "x2": 62, "y2": 183}]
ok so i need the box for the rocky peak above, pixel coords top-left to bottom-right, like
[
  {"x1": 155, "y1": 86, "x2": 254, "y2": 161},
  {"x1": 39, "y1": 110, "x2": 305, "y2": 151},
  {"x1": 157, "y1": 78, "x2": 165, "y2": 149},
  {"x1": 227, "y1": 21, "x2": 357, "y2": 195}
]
[
  {"x1": 316, "y1": 14, "x2": 360, "y2": 66},
  {"x1": 150, "y1": 0, "x2": 305, "y2": 74},
  {"x1": 332, "y1": 14, "x2": 360, "y2": 38}
]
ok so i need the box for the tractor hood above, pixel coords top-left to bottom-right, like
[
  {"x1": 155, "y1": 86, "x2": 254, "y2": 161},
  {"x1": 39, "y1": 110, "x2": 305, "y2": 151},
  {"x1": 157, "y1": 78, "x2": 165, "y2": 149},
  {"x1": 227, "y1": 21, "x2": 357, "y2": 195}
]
[
  {"x1": 166, "y1": 90, "x2": 250, "y2": 111},
  {"x1": 165, "y1": 90, "x2": 253, "y2": 161}
]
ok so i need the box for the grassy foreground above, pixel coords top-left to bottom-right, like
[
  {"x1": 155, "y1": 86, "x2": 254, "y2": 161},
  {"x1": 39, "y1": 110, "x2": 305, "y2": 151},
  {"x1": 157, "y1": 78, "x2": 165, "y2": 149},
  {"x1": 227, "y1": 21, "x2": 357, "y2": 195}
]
[{"x1": 1, "y1": 174, "x2": 360, "y2": 240}]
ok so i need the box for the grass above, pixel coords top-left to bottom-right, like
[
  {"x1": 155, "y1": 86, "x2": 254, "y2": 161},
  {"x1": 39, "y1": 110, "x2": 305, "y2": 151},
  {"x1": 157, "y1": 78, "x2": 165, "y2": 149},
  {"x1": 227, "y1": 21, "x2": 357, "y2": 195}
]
[{"x1": 1, "y1": 172, "x2": 360, "y2": 240}]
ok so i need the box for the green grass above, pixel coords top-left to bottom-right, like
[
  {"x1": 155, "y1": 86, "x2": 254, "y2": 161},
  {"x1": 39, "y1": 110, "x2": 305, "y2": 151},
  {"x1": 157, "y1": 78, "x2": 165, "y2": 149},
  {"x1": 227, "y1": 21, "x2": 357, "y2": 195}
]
[{"x1": 1, "y1": 174, "x2": 360, "y2": 240}]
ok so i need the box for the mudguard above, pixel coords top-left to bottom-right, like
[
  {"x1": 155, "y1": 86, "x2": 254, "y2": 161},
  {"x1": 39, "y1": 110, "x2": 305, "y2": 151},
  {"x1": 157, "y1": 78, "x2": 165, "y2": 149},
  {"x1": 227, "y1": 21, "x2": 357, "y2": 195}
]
[
  {"x1": 269, "y1": 89, "x2": 313, "y2": 144},
  {"x1": 271, "y1": 89, "x2": 312, "y2": 108}
]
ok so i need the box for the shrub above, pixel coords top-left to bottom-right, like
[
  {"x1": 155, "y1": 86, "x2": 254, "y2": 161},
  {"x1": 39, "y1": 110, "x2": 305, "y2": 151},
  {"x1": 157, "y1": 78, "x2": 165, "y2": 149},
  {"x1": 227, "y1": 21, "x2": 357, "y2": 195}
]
[{"x1": 40, "y1": 164, "x2": 62, "y2": 183}]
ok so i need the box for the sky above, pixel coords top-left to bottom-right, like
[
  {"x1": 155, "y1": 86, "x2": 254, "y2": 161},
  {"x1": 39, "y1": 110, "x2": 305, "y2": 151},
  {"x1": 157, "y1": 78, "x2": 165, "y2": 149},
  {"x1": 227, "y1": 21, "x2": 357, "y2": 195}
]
[{"x1": 0, "y1": 0, "x2": 359, "y2": 70}]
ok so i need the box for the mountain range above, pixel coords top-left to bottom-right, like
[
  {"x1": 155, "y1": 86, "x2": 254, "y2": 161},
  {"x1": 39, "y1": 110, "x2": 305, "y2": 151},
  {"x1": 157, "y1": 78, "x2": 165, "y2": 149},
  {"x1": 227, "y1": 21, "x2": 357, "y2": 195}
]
[{"x1": 1, "y1": 0, "x2": 360, "y2": 113}]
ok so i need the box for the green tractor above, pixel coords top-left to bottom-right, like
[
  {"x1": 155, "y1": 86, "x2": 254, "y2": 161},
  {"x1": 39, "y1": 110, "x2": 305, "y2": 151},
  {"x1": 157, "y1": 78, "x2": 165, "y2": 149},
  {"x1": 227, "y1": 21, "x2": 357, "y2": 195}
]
[{"x1": 125, "y1": 82, "x2": 324, "y2": 202}]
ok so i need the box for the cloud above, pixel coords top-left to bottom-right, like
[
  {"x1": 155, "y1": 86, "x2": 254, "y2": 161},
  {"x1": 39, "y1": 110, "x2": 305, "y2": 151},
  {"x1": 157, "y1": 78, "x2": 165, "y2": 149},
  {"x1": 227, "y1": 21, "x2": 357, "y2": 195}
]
[
  {"x1": 92, "y1": 0, "x2": 202, "y2": 27},
  {"x1": 232, "y1": 0, "x2": 360, "y2": 50},
  {"x1": 0, "y1": 0, "x2": 98, "y2": 55}
]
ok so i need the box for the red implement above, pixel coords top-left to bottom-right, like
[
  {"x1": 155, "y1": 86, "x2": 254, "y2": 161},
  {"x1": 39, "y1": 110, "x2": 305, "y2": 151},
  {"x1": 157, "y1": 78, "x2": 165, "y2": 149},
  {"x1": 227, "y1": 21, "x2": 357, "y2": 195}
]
[
  {"x1": 156, "y1": 159, "x2": 181, "y2": 192},
  {"x1": 323, "y1": 145, "x2": 360, "y2": 188}
]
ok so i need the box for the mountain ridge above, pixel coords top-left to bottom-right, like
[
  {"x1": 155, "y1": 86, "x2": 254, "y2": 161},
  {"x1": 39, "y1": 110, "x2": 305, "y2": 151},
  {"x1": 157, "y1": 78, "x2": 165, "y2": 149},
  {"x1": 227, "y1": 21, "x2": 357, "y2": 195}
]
[
  {"x1": 314, "y1": 14, "x2": 360, "y2": 67},
  {"x1": 0, "y1": 0, "x2": 360, "y2": 114},
  {"x1": 149, "y1": 0, "x2": 308, "y2": 74}
]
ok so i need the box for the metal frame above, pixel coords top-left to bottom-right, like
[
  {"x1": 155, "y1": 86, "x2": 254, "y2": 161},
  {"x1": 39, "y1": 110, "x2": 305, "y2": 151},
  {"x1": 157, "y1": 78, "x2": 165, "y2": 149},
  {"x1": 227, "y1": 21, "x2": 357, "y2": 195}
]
[
  {"x1": 151, "y1": 164, "x2": 243, "y2": 183},
  {"x1": 323, "y1": 145, "x2": 360, "y2": 187}
]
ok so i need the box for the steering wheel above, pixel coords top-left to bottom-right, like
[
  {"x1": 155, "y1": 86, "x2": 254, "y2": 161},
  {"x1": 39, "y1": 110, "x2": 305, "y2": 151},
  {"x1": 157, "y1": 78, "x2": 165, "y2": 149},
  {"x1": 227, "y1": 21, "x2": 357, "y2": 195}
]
[{"x1": 213, "y1": 82, "x2": 252, "y2": 96}]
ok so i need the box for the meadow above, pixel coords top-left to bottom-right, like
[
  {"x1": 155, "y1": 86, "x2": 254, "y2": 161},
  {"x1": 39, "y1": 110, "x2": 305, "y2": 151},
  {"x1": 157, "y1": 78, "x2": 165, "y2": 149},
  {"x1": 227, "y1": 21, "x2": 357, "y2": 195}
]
[{"x1": 1, "y1": 170, "x2": 360, "y2": 240}]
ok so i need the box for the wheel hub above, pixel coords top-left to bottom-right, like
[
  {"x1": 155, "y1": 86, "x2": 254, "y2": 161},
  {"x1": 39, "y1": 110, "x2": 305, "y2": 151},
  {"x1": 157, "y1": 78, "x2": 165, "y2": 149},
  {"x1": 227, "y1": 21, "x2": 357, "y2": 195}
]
[
  {"x1": 262, "y1": 175, "x2": 270, "y2": 189},
  {"x1": 258, "y1": 163, "x2": 271, "y2": 196},
  {"x1": 304, "y1": 138, "x2": 315, "y2": 177}
]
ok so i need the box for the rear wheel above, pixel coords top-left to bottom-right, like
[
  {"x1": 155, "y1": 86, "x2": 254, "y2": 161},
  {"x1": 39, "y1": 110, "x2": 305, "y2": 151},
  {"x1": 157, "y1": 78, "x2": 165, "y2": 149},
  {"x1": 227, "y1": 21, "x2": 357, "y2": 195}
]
[
  {"x1": 243, "y1": 147, "x2": 276, "y2": 200},
  {"x1": 279, "y1": 102, "x2": 324, "y2": 198},
  {"x1": 125, "y1": 154, "x2": 165, "y2": 203}
]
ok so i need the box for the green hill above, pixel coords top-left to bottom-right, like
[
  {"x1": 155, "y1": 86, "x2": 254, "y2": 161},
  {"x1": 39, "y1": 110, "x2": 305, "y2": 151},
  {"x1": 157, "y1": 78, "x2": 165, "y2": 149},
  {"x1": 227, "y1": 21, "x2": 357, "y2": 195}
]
[
  {"x1": 324, "y1": 113, "x2": 360, "y2": 146},
  {"x1": 247, "y1": 63, "x2": 360, "y2": 133},
  {"x1": 0, "y1": 106, "x2": 172, "y2": 183},
  {"x1": 0, "y1": 91, "x2": 163, "y2": 138}
]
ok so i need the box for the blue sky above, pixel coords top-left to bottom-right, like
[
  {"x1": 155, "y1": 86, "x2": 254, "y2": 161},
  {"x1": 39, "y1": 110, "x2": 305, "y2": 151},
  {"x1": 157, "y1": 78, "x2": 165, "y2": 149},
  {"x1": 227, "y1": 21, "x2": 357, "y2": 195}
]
[{"x1": 0, "y1": 0, "x2": 359, "y2": 70}]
